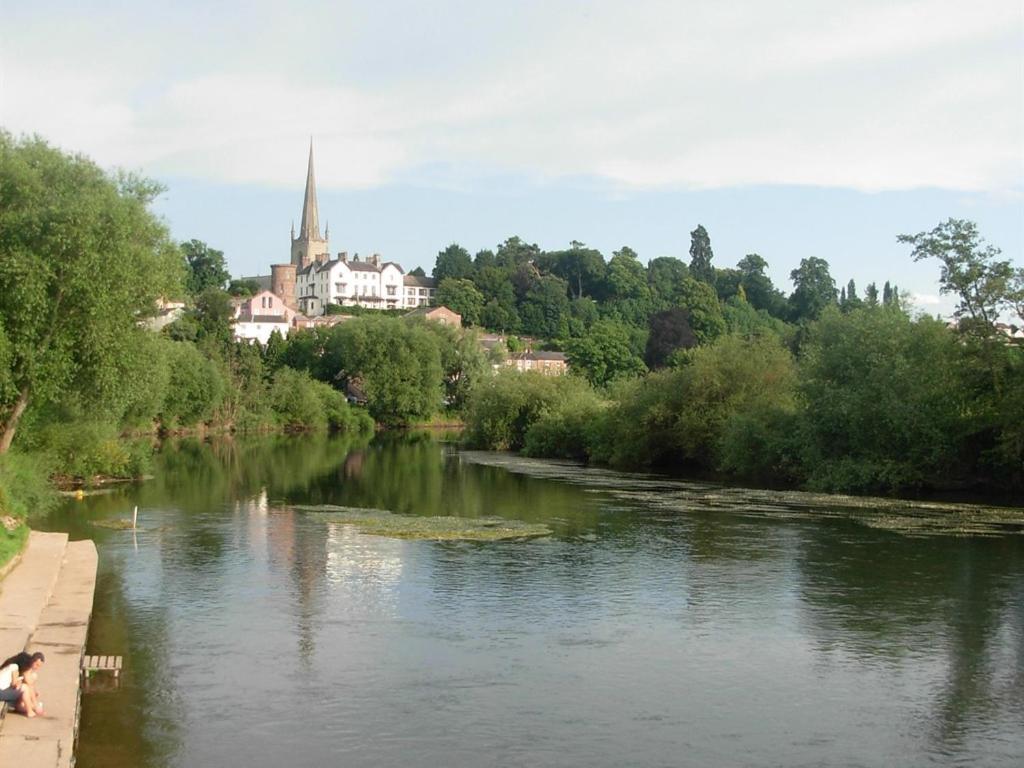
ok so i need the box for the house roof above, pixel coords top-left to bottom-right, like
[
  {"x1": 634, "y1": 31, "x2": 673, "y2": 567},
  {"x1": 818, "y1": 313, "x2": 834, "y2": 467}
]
[
  {"x1": 348, "y1": 260, "x2": 380, "y2": 272},
  {"x1": 241, "y1": 314, "x2": 290, "y2": 324},
  {"x1": 514, "y1": 350, "x2": 567, "y2": 362},
  {"x1": 403, "y1": 275, "x2": 436, "y2": 287},
  {"x1": 382, "y1": 261, "x2": 405, "y2": 273}
]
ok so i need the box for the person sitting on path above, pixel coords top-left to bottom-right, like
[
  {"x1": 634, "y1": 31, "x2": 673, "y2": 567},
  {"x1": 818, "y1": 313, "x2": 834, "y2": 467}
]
[{"x1": 0, "y1": 651, "x2": 45, "y2": 717}]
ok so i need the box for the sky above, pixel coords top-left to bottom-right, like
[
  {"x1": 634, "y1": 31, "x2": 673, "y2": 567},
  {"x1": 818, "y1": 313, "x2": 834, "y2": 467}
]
[{"x1": 2, "y1": 0, "x2": 1022, "y2": 315}]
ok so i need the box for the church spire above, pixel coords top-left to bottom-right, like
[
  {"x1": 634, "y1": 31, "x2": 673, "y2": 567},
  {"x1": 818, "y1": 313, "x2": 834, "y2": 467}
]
[{"x1": 299, "y1": 139, "x2": 320, "y2": 239}]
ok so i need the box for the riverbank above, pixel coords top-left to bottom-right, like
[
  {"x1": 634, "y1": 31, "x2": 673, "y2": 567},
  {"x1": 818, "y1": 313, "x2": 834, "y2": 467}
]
[{"x1": 0, "y1": 531, "x2": 98, "y2": 768}]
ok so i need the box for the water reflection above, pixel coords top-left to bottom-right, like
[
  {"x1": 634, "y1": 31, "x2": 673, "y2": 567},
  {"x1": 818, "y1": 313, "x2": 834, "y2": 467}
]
[{"x1": 30, "y1": 433, "x2": 1024, "y2": 768}]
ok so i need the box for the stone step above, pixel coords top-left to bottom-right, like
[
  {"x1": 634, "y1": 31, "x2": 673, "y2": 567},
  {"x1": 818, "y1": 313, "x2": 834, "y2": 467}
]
[
  {"x1": 0, "y1": 539, "x2": 97, "y2": 768},
  {"x1": 0, "y1": 532, "x2": 68, "y2": 657}
]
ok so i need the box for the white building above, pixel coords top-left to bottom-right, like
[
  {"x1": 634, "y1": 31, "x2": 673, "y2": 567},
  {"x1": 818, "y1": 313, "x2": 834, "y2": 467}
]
[
  {"x1": 232, "y1": 290, "x2": 299, "y2": 344},
  {"x1": 248, "y1": 143, "x2": 438, "y2": 317},
  {"x1": 295, "y1": 252, "x2": 437, "y2": 317}
]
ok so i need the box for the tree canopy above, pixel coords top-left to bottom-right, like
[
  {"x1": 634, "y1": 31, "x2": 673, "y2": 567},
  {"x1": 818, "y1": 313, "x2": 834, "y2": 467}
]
[{"x1": 0, "y1": 132, "x2": 183, "y2": 451}]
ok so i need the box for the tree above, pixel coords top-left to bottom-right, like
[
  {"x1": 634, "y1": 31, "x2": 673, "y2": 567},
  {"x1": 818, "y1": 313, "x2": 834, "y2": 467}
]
[
  {"x1": 432, "y1": 243, "x2": 474, "y2": 283},
  {"x1": 408, "y1": 266, "x2": 426, "y2": 277},
  {"x1": 541, "y1": 241, "x2": 606, "y2": 300},
  {"x1": 496, "y1": 236, "x2": 542, "y2": 270},
  {"x1": 602, "y1": 246, "x2": 653, "y2": 326},
  {"x1": 519, "y1": 275, "x2": 571, "y2": 339},
  {"x1": 0, "y1": 133, "x2": 182, "y2": 452},
  {"x1": 645, "y1": 307, "x2": 697, "y2": 369},
  {"x1": 435, "y1": 278, "x2": 484, "y2": 326},
  {"x1": 566, "y1": 319, "x2": 647, "y2": 388},
  {"x1": 865, "y1": 282, "x2": 880, "y2": 307},
  {"x1": 182, "y1": 239, "x2": 229, "y2": 296},
  {"x1": 677, "y1": 277, "x2": 726, "y2": 345},
  {"x1": 227, "y1": 278, "x2": 261, "y2": 297},
  {"x1": 898, "y1": 219, "x2": 1015, "y2": 334},
  {"x1": 788, "y1": 257, "x2": 837, "y2": 322},
  {"x1": 320, "y1": 317, "x2": 443, "y2": 426},
  {"x1": 647, "y1": 257, "x2": 690, "y2": 310},
  {"x1": 689, "y1": 225, "x2": 716, "y2": 286},
  {"x1": 737, "y1": 254, "x2": 788, "y2": 318}
]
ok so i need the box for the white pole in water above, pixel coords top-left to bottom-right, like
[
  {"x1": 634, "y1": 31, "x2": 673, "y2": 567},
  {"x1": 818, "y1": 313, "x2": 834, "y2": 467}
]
[{"x1": 132, "y1": 506, "x2": 138, "y2": 529}]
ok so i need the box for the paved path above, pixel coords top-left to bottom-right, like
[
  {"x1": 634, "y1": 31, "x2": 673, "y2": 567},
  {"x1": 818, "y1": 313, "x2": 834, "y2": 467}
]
[{"x1": 0, "y1": 532, "x2": 97, "y2": 768}]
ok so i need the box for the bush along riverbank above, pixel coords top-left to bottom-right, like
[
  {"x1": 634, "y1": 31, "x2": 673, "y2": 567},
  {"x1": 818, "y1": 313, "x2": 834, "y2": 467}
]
[{"x1": 463, "y1": 308, "x2": 1024, "y2": 501}]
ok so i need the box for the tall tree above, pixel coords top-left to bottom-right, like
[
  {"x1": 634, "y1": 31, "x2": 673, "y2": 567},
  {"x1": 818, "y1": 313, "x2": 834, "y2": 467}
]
[
  {"x1": 737, "y1": 254, "x2": 787, "y2": 318},
  {"x1": 182, "y1": 239, "x2": 229, "y2": 295},
  {"x1": 603, "y1": 246, "x2": 653, "y2": 326},
  {"x1": 435, "y1": 278, "x2": 484, "y2": 326},
  {"x1": 541, "y1": 241, "x2": 606, "y2": 300},
  {"x1": 788, "y1": 257, "x2": 837, "y2": 322},
  {"x1": 647, "y1": 256, "x2": 689, "y2": 309},
  {"x1": 566, "y1": 319, "x2": 647, "y2": 388},
  {"x1": 0, "y1": 133, "x2": 182, "y2": 452},
  {"x1": 689, "y1": 225, "x2": 716, "y2": 286},
  {"x1": 899, "y1": 219, "x2": 1016, "y2": 334},
  {"x1": 432, "y1": 243, "x2": 474, "y2": 283}
]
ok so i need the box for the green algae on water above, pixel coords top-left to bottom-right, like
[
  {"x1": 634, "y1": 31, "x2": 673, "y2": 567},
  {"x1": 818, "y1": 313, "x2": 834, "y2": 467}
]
[{"x1": 292, "y1": 505, "x2": 552, "y2": 541}]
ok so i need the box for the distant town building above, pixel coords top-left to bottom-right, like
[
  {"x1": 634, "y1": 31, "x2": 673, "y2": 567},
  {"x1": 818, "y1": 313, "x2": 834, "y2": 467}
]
[
  {"x1": 507, "y1": 350, "x2": 569, "y2": 375},
  {"x1": 142, "y1": 298, "x2": 186, "y2": 332},
  {"x1": 232, "y1": 290, "x2": 299, "y2": 344},
  {"x1": 245, "y1": 142, "x2": 435, "y2": 316},
  {"x1": 404, "y1": 305, "x2": 462, "y2": 327}
]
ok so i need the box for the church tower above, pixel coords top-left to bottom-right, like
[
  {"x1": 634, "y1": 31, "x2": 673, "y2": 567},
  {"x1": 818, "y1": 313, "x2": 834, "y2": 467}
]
[{"x1": 290, "y1": 141, "x2": 330, "y2": 268}]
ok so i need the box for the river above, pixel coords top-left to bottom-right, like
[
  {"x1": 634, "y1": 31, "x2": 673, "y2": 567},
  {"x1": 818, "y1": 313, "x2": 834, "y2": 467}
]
[{"x1": 34, "y1": 433, "x2": 1024, "y2": 767}]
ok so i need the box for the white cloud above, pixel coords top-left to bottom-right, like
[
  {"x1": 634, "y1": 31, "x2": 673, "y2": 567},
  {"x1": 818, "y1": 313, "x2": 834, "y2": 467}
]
[{"x1": 2, "y1": 0, "x2": 1020, "y2": 192}]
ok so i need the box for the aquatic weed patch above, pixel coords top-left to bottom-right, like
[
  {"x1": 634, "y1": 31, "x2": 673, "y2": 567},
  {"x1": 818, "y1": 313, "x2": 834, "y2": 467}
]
[
  {"x1": 458, "y1": 452, "x2": 1024, "y2": 538},
  {"x1": 292, "y1": 504, "x2": 552, "y2": 541}
]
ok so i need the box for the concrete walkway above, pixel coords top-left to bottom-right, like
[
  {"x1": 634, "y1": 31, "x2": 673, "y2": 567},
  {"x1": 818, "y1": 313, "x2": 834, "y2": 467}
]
[{"x1": 0, "y1": 531, "x2": 97, "y2": 768}]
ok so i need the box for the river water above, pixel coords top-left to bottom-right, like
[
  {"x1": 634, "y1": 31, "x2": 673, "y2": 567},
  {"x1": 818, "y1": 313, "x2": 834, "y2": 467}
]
[{"x1": 35, "y1": 433, "x2": 1024, "y2": 767}]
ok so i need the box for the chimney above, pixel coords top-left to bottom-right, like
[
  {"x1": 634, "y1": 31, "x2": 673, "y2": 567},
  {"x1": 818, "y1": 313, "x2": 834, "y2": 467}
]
[
  {"x1": 339, "y1": 251, "x2": 348, "y2": 262},
  {"x1": 371, "y1": 253, "x2": 381, "y2": 266}
]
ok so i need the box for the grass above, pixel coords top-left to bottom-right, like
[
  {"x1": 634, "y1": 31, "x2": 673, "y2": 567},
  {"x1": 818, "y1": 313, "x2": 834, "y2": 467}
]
[
  {"x1": 0, "y1": 521, "x2": 30, "y2": 572},
  {"x1": 293, "y1": 505, "x2": 551, "y2": 541}
]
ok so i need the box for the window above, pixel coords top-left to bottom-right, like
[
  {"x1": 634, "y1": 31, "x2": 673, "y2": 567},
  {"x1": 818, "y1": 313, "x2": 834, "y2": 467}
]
[
  {"x1": 419, "y1": 288, "x2": 427, "y2": 296},
  {"x1": 387, "y1": 285, "x2": 396, "y2": 296}
]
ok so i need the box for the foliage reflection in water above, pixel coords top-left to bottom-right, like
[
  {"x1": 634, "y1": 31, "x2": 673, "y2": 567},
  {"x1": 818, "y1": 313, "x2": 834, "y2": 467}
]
[{"x1": 31, "y1": 432, "x2": 1024, "y2": 767}]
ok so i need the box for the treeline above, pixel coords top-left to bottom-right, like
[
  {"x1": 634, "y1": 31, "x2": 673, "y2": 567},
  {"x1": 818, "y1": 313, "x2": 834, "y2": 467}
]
[
  {"x1": 465, "y1": 306, "x2": 1023, "y2": 496},
  {"x1": 428, "y1": 229, "x2": 906, "y2": 387},
  {"x1": 459, "y1": 219, "x2": 1023, "y2": 497}
]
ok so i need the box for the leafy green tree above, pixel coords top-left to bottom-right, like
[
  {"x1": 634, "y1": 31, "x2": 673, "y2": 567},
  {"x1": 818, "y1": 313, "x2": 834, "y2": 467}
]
[
  {"x1": 645, "y1": 307, "x2": 697, "y2": 369},
  {"x1": 496, "y1": 236, "x2": 542, "y2": 270},
  {"x1": 192, "y1": 288, "x2": 236, "y2": 352},
  {"x1": 647, "y1": 256, "x2": 689, "y2": 309},
  {"x1": 798, "y1": 306, "x2": 981, "y2": 492},
  {"x1": 408, "y1": 266, "x2": 426, "y2": 277},
  {"x1": 519, "y1": 275, "x2": 571, "y2": 339},
  {"x1": 735, "y1": 254, "x2": 788, "y2": 318},
  {"x1": 418, "y1": 323, "x2": 490, "y2": 411},
  {"x1": 568, "y1": 297, "x2": 600, "y2": 337},
  {"x1": 320, "y1": 317, "x2": 443, "y2": 425},
  {"x1": 161, "y1": 341, "x2": 226, "y2": 426},
  {"x1": 714, "y1": 268, "x2": 743, "y2": 302},
  {"x1": 435, "y1": 278, "x2": 484, "y2": 326},
  {"x1": 473, "y1": 249, "x2": 496, "y2": 270},
  {"x1": 432, "y1": 243, "x2": 474, "y2": 283},
  {"x1": 566, "y1": 319, "x2": 647, "y2": 387},
  {"x1": 0, "y1": 132, "x2": 182, "y2": 452},
  {"x1": 227, "y1": 278, "x2": 261, "y2": 297},
  {"x1": 864, "y1": 282, "x2": 880, "y2": 307},
  {"x1": 788, "y1": 257, "x2": 837, "y2": 322},
  {"x1": 541, "y1": 241, "x2": 606, "y2": 300},
  {"x1": 689, "y1": 225, "x2": 716, "y2": 286},
  {"x1": 899, "y1": 219, "x2": 1016, "y2": 333},
  {"x1": 677, "y1": 277, "x2": 726, "y2": 345},
  {"x1": 602, "y1": 247, "x2": 653, "y2": 326},
  {"x1": 182, "y1": 239, "x2": 230, "y2": 296}
]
